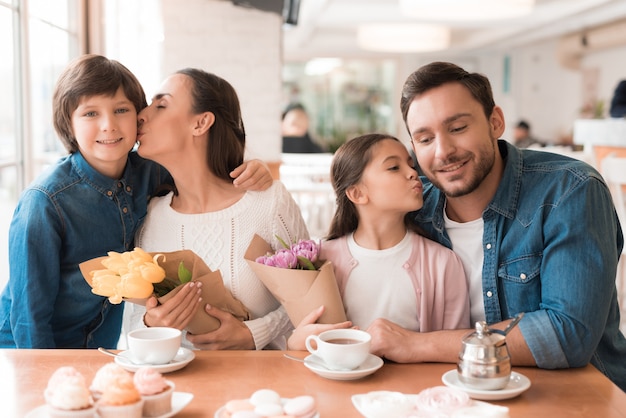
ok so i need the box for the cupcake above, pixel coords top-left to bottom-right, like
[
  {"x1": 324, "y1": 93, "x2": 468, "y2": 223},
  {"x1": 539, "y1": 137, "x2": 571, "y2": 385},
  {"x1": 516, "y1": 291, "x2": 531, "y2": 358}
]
[
  {"x1": 44, "y1": 366, "x2": 95, "y2": 418},
  {"x1": 90, "y1": 362, "x2": 131, "y2": 400},
  {"x1": 96, "y1": 375, "x2": 144, "y2": 418},
  {"x1": 133, "y1": 367, "x2": 175, "y2": 417}
]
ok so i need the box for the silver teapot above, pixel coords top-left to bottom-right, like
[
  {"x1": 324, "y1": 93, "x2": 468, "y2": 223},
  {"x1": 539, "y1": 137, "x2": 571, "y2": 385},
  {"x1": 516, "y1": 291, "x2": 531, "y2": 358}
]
[{"x1": 457, "y1": 313, "x2": 523, "y2": 390}]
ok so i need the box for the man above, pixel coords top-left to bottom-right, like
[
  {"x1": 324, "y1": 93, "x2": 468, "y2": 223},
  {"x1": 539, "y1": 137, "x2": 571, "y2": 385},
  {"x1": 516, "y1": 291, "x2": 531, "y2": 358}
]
[
  {"x1": 513, "y1": 119, "x2": 544, "y2": 148},
  {"x1": 367, "y1": 61, "x2": 626, "y2": 392}
]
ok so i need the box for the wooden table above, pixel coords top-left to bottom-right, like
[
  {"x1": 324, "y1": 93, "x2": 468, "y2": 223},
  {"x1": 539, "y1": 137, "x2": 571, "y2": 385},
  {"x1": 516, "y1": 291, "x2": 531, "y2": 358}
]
[{"x1": 4, "y1": 349, "x2": 626, "y2": 417}]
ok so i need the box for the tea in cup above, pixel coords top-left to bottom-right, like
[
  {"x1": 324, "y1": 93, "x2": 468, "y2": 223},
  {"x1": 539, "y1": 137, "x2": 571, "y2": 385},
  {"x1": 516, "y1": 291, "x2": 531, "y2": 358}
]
[
  {"x1": 305, "y1": 329, "x2": 371, "y2": 371},
  {"x1": 127, "y1": 327, "x2": 182, "y2": 365}
]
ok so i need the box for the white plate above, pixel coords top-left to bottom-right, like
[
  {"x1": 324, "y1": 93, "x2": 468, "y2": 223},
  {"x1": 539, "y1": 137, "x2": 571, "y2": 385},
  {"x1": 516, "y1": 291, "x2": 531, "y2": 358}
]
[
  {"x1": 303, "y1": 353, "x2": 383, "y2": 381},
  {"x1": 25, "y1": 391, "x2": 194, "y2": 418},
  {"x1": 441, "y1": 369, "x2": 531, "y2": 400},
  {"x1": 115, "y1": 347, "x2": 195, "y2": 373},
  {"x1": 214, "y1": 398, "x2": 319, "y2": 418}
]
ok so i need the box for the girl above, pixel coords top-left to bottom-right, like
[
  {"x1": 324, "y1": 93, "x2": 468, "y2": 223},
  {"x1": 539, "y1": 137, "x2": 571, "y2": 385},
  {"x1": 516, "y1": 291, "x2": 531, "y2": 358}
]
[{"x1": 289, "y1": 134, "x2": 470, "y2": 350}]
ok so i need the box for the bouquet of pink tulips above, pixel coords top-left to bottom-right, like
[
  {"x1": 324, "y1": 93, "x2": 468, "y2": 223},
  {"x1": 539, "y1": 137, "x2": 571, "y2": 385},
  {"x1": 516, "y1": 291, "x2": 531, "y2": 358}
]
[
  {"x1": 255, "y1": 236, "x2": 320, "y2": 271},
  {"x1": 245, "y1": 234, "x2": 346, "y2": 326}
]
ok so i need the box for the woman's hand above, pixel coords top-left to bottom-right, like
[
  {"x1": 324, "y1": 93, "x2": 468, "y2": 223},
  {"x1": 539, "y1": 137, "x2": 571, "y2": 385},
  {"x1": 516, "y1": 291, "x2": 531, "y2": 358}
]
[
  {"x1": 143, "y1": 282, "x2": 203, "y2": 329},
  {"x1": 231, "y1": 159, "x2": 273, "y2": 191},
  {"x1": 186, "y1": 304, "x2": 256, "y2": 350},
  {"x1": 287, "y1": 306, "x2": 353, "y2": 350}
]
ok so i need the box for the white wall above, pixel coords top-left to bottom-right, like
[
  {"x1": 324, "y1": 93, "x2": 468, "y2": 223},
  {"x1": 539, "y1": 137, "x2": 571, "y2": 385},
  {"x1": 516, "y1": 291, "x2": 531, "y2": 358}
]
[
  {"x1": 394, "y1": 38, "x2": 625, "y2": 147},
  {"x1": 159, "y1": 0, "x2": 283, "y2": 162},
  {"x1": 106, "y1": 0, "x2": 284, "y2": 163}
]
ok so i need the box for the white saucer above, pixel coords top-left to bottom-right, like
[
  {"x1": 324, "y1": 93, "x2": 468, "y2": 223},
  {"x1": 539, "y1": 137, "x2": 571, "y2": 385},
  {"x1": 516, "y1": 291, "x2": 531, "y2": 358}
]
[
  {"x1": 214, "y1": 398, "x2": 319, "y2": 418},
  {"x1": 25, "y1": 391, "x2": 194, "y2": 418},
  {"x1": 303, "y1": 353, "x2": 383, "y2": 381},
  {"x1": 114, "y1": 347, "x2": 195, "y2": 373},
  {"x1": 442, "y1": 369, "x2": 531, "y2": 400}
]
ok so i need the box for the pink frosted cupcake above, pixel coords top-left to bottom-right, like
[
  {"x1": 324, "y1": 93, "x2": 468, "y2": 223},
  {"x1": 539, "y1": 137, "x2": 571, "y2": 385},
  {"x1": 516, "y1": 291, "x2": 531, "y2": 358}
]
[
  {"x1": 96, "y1": 375, "x2": 144, "y2": 418},
  {"x1": 44, "y1": 366, "x2": 95, "y2": 418},
  {"x1": 133, "y1": 367, "x2": 175, "y2": 417},
  {"x1": 90, "y1": 362, "x2": 131, "y2": 400}
]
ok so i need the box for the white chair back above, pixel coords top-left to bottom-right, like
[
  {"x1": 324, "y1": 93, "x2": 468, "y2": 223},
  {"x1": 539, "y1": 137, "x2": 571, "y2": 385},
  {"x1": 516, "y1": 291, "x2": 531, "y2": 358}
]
[{"x1": 602, "y1": 156, "x2": 626, "y2": 237}]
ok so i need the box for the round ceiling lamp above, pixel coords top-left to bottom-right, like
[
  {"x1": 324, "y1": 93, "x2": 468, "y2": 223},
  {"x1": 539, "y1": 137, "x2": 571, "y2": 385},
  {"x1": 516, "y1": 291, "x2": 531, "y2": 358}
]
[
  {"x1": 357, "y1": 23, "x2": 450, "y2": 53},
  {"x1": 399, "y1": 0, "x2": 536, "y2": 21}
]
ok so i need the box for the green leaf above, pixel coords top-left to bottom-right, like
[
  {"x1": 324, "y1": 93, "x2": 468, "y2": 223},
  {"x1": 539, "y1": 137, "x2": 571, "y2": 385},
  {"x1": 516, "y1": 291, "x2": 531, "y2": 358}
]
[
  {"x1": 275, "y1": 235, "x2": 290, "y2": 249},
  {"x1": 153, "y1": 278, "x2": 181, "y2": 298},
  {"x1": 178, "y1": 261, "x2": 192, "y2": 284},
  {"x1": 297, "y1": 256, "x2": 316, "y2": 270}
]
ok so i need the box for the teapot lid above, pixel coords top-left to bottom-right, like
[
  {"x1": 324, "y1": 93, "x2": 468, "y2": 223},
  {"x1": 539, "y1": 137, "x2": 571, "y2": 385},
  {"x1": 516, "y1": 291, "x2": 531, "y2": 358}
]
[{"x1": 462, "y1": 321, "x2": 506, "y2": 347}]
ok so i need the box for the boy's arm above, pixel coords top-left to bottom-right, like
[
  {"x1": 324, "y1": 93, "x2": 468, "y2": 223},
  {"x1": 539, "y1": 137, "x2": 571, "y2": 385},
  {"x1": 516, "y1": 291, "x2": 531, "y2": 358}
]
[{"x1": 231, "y1": 160, "x2": 273, "y2": 191}]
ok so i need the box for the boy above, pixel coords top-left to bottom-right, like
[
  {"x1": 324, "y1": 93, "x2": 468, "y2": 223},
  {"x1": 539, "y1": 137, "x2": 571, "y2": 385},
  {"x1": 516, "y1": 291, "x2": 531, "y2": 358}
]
[{"x1": 0, "y1": 55, "x2": 270, "y2": 348}]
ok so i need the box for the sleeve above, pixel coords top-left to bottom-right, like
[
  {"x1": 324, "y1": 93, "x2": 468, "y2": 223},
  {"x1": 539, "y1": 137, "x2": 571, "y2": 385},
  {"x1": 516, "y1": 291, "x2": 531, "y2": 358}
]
[
  {"x1": 7, "y1": 189, "x2": 63, "y2": 347},
  {"x1": 519, "y1": 176, "x2": 622, "y2": 368},
  {"x1": 244, "y1": 182, "x2": 311, "y2": 349}
]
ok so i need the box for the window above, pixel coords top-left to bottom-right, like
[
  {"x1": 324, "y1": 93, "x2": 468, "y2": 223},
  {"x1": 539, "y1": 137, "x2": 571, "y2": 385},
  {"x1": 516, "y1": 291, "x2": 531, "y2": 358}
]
[{"x1": 0, "y1": 0, "x2": 83, "y2": 290}]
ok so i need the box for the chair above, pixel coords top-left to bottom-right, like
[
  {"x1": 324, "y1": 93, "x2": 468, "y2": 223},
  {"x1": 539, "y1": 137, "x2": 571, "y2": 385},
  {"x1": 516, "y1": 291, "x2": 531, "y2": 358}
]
[{"x1": 602, "y1": 156, "x2": 626, "y2": 334}]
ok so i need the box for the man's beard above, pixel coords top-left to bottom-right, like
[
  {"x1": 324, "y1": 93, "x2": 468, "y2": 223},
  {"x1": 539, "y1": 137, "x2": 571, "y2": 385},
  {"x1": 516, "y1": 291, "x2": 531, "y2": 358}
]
[{"x1": 428, "y1": 141, "x2": 496, "y2": 198}]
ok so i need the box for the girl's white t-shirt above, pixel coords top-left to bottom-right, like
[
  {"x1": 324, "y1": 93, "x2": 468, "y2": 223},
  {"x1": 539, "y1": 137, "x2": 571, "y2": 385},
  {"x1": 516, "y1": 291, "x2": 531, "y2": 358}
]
[{"x1": 343, "y1": 232, "x2": 420, "y2": 330}]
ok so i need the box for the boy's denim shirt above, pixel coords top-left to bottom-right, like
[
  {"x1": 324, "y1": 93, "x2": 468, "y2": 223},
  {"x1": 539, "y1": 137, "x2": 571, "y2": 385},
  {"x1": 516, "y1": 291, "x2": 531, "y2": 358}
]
[
  {"x1": 413, "y1": 140, "x2": 626, "y2": 392},
  {"x1": 0, "y1": 152, "x2": 170, "y2": 348}
]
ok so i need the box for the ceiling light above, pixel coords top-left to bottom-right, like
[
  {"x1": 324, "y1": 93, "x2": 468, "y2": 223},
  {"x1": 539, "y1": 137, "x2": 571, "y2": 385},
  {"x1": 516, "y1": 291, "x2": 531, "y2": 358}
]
[
  {"x1": 399, "y1": 0, "x2": 535, "y2": 21},
  {"x1": 357, "y1": 23, "x2": 450, "y2": 53}
]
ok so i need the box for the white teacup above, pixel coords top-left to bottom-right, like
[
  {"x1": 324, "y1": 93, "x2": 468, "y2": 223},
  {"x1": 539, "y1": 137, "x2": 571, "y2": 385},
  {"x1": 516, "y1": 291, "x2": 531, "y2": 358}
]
[
  {"x1": 305, "y1": 329, "x2": 371, "y2": 371},
  {"x1": 127, "y1": 327, "x2": 182, "y2": 365}
]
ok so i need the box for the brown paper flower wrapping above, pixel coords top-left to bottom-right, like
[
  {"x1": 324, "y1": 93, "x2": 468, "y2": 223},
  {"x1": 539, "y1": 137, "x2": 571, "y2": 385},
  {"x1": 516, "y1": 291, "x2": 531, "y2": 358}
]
[
  {"x1": 80, "y1": 250, "x2": 250, "y2": 334},
  {"x1": 244, "y1": 234, "x2": 347, "y2": 326}
]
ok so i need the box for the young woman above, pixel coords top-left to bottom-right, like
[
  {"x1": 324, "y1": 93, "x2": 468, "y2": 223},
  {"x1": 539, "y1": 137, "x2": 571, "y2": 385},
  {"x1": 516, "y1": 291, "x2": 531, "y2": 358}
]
[
  {"x1": 124, "y1": 68, "x2": 309, "y2": 350},
  {"x1": 289, "y1": 134, "x2": 470, "y2": 350}
]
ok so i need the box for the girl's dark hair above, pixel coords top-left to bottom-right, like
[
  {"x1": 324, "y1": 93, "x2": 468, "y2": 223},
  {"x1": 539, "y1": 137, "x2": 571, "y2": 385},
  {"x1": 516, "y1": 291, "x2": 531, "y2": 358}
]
[
  {"x1": 400, "y1": 61, "x2": 495, "y2": 133},
  {"x1": 176, "y1": 68, "x2": 246, "y2": 182},
  {"x1": 53, "y1": 54, "x2": 146, "y2": 153}
]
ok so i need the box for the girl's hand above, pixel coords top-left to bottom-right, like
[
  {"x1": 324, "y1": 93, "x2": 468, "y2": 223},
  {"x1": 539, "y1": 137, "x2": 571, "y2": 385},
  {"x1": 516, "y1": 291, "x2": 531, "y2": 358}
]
[{"x1": 287, "y1": 305, "x2": 353, "y2": 350}]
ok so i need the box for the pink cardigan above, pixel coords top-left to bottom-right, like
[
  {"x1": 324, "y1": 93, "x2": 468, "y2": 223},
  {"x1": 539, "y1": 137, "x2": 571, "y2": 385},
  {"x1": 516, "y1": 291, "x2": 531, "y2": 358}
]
[{"x1": 320, "y1": 233, "x2": 470, "y2": 332}]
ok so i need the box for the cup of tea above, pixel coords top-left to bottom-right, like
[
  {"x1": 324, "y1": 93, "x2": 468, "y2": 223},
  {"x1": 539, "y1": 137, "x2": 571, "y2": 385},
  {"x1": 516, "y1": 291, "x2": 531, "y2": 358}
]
[
  {"x1": 305, "y1": 329, "x2": 371, "y2": 371},
  {"x1": 127, "y1": 327, "x2": 182, "y2": 365}
]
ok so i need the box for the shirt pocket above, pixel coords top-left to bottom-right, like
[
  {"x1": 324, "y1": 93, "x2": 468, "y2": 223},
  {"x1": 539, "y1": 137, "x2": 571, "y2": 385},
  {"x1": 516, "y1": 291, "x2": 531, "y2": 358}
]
[{"x1": 497, "y1": 255, "x2": 542, "y2": 317}]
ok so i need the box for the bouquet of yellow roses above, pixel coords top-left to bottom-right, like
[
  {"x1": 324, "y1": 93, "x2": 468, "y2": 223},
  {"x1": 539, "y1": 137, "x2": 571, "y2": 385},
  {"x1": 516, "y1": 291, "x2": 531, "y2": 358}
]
[
  {"x1": 80, "y1": 248, "x2": 250, "y2": 334},
  {"x1": 245, "y1": 234, "x2": 346, "y2": 326}
]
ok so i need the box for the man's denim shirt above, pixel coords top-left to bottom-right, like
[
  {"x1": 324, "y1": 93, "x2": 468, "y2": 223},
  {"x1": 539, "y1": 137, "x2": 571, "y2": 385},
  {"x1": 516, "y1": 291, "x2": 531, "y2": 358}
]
[
  {"x1": 412, "y1": 140, "x2": 626, "y2": 392},
  {"x1": 0, "y1": 152, "x2": 169, "y2": 348}
]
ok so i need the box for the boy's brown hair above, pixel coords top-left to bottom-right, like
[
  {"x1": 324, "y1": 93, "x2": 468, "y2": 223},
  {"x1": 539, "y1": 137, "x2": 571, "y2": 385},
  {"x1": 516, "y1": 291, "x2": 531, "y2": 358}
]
[{"x1": 52, "y1": 54, "x2": 146, "y2": 153}]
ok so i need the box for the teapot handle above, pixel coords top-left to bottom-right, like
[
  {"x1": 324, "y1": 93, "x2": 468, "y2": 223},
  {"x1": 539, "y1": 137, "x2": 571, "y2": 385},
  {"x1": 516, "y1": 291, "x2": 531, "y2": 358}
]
[{"x1": 491, "y1": 312, "x2": 524, "y2": 336}]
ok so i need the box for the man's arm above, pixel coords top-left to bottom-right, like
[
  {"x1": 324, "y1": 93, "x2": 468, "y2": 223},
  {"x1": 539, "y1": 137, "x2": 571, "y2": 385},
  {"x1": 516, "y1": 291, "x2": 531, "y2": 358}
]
[{"x1": 367, "y1": 318, "x2": 536, "y2": 365}]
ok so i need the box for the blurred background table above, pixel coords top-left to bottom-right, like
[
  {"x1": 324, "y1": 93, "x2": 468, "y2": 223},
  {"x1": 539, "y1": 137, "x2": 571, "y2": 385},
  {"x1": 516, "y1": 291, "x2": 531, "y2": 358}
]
[{"x1": 4, "y1": 349, "x2": 626, "y2": 417}]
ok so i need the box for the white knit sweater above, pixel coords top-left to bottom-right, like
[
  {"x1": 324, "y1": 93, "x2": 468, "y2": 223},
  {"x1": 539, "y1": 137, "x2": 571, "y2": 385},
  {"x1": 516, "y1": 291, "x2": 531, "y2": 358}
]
[{"x1": 123, "y1": 181, "x2": 309, "y2": 350}]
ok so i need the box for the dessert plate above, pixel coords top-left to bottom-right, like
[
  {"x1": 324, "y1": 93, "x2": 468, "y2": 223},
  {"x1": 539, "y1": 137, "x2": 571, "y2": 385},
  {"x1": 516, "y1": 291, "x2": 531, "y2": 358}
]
[
  {"x1": 25, "y1": 391, "x2": 194, "y2": 418},
  {"x1": 214, "y1": 398, "x2": 319, "y2": 418},
  {"x1": 115, "y1": 347, "x2": 195, "y2": 373},
  {"x1": 303, "y1": 353, "x2": 383, "y2": 381},
  {"x1": 442, "y1": 369, "x2": 531, "y2": 400}
]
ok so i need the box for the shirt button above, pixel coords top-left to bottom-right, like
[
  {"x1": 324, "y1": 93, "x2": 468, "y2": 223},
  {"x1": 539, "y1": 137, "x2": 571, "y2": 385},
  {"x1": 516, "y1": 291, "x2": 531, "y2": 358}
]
[
  {"x1": 486, "y1": 291, "x2": 493, "y2": 297},
  {"x1": 117, "y1": 182, "x2": 123, "y2": 188},
  {"x1": 126, "y1": 186, "x2": 132, "y2": 192},
  {"x1": 486, "y1": 243, "x2": 492, "y2": 250},
  {"x1": 122, "y1": 207, "x2": 128, "y2": 214},
  {"x1": 106, "y1": 190, "x2": 113, "y2": 197},
  {"x1": 520, "y1": 273, "x2": 527, "y2": 280}
]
